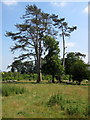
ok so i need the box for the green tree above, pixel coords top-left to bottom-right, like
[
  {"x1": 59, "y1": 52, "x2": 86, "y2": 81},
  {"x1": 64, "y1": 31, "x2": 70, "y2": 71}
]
[
  {"x1": 7, "y1": 60, "x2": 23, "y2": 80},
  {"x1": 42, "y1": 36, "x2": 64, "y2": 83},
  {"x1": 65, "y1": 52, "x2": 86, "y2": 76},
  {"x1": 8, "y1": 60, "x2": 22, "y2": 72},
  {"x1": 22, "y1": 61, "x2": 34, "y2": 74},
  {"x1": 86, "y1": 64, "x2": 90, "y2": 80},
  {"x1": 72, "y1": 60, "x2": 89, "y2": 85},
  {"x1": 65, "y1": 52, "x2": 88, "y2": 84},
  {"x1": 8, "y1": 60, "x2": 34, "y2": 74},
  {"x1": 65, "y1": 52, "x2": 77, "y2": 77},
  {"x1": 6, "y1": 5, "x2": 55, "y2": 83}
]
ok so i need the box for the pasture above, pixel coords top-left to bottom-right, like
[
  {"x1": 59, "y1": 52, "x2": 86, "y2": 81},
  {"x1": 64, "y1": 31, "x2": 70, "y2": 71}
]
[{"x1": 2, "y1": 81, "x2": 89, "y2": 118}]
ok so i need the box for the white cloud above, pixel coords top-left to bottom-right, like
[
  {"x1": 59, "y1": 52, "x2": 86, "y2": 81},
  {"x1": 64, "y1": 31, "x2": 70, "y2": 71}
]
[
  {"x1": 83, "y1": 6, "x2": 88, "y2": 14},
  {"x1": 66, "y1": 42, "x2": 75, "y2": 48},
  {"x1": 51, "y1": 1, "x2": 66, "y2": 7},
  {"x1": 83, "y1": 5, "x2": 90, "y2": 14},
  {"x1": 2, "y1": 0, "x2": 18, "y2": 6}
]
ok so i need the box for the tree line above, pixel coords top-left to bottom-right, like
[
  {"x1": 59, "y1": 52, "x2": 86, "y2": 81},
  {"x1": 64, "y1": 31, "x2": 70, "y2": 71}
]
[{"x1": 5, "y1": 4, "x2": 90, "y2": 84}]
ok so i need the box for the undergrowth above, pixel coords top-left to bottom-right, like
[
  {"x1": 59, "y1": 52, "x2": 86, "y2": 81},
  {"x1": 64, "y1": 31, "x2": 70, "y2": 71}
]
[
  {"x1": 2, "y1": 84, "x2": 26, "y2": 96},
  {"x1": 47, "y1": 94, "x2": 88, "y2": 117}
]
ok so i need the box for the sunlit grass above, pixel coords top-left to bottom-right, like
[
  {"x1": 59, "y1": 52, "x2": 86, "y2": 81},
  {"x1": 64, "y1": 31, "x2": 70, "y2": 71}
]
[
  {"x1": 47, "y1": 93, "x2": 88, "y2": 117},
  {"x1": 2, "y1": 84, "x2": 26, "y2": 96},
  {"x1": 2, "y1": 81, "x2": 88, "y2": 118}
]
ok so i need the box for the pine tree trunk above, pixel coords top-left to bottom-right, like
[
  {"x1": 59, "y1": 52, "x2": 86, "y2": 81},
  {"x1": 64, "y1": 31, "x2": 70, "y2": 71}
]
[
  {"x1": 37, "y1": 40, "x2": 42, "y2": 83},
  {"x1": 58, "y1": 76, "x2": 62, "y2": 83},
  {"x1": 37, "y1": 70, "x2": 42, "y2": 83},
  {"x1": 37, "y1": 56, "x2": 42, "y2": 83},
  {"x1": 62, "y1": 26, "x2": 65, "y2": 68},
  {"x1": 52, "y1": 75, "x2": 55, "y2": 83},
  {"x1": 78, "y1": 81, "x2": 81, "y2": 85},
  {"x1": 69, "y1": 75, "x2": 71, "y2": 81},
  {"x1": 62, "y1": 35, "x2": 65, "y2": 68}
]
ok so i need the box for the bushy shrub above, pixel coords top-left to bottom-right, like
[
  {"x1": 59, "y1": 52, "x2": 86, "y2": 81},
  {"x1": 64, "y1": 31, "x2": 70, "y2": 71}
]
[
  {"x1": 42, "y1": 74, "x2": 52, "y2": 81},
  {"x1": 2, "y1": 84, "x2": 26, "y2": 96},
  {"x1": 2, "y1": 72, "x2": 52, "y2": 81},
  {"x1": 32, "y1": 74, "x2": 38, "y2": 80},
  {"x1": 63, "y1": 75, "x2": 69, "y2": 80},
  {"x1": 2, "y1": 72, "x2": 37, "y2": 81}
]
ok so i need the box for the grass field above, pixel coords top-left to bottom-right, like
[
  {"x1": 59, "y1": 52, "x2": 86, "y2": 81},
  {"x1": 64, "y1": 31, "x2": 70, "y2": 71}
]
[{"x1": 2, "y1": 81, "x2": 89, "y2": 118}]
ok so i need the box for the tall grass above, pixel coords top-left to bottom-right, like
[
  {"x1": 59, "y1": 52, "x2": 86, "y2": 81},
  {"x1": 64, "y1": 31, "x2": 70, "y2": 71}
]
[
  {"x1": 47, "y1": 94, "x2": 64, "y2": 106},
  {"x1": 47, "y1": 94, "x2": 88, "y2": 117},
  {"x1": 2, "y1": 84, "x2": 26, "y2": 96}
]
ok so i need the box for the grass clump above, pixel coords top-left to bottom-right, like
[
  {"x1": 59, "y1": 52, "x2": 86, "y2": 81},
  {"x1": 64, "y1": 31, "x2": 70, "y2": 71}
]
[
  {"x1": 47, "y1": 94, "x2": 66, "y2": 111},
  {"x1": 47, "y1": 94, "x2": 88, "y2": 117},
  {"x1": 47, "y1": 94, "x2": 62, "y2": 106},
  {"x1": 66, "y1": 104, "x2": 80, "y2": 115},
  {"x1": 2, "y1": 84, "x2": 26, "y2": 96}
]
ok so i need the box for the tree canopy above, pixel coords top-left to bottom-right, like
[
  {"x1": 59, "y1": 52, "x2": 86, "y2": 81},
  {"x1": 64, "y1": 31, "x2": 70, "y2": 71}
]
[
  {"x1": 42, "y1": 36, "x2": 64, "y2": 83},
  {"x1": 5, "y1": 4, "x2": 89, "y2": 84},
  {"x1": 52, "y1": 17, "x2": 77, "y2": 67},
  {"x1": 6, "y1": 4, "x2": 56, "y2": 83}
]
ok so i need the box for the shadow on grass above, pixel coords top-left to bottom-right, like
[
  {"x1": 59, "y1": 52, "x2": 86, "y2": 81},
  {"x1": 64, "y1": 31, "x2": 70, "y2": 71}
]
[{"x1": 2, "y1": 80, "x2": 89, "y2": 86}]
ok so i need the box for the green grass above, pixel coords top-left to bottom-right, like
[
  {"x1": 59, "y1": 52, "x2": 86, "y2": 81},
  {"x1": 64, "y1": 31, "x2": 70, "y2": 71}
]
[
  {"x1": 47, "y1": 94, "x2": 88, "y2": 117},
  {"x1": 2, "y1": 84, "x2": 26, "y2": 96},
  {"x1": 2, "y1": 81, "x2": 88, "y2": 118}
]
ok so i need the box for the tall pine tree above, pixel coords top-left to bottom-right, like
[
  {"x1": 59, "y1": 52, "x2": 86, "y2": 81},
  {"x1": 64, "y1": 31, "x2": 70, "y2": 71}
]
[
  {"x1": 6, "y1": 5, "x2": 55, "y2": 83},
  {"x1": 53, "y1": 18, "x2": 77, "y2": 68}
]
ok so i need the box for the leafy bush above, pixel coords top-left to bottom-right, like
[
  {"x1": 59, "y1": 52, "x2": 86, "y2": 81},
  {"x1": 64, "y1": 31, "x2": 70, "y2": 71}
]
[
  {"x1": 2, "y1": 72, "x2": 37, "y2": 81},
  {"x1": 63, "y1": 75, "x2": 69, "y2": 80},
  {"x1": 42, "y1": 74, "x2": 52, "y2": 81},
  {"x1": 2, "y1": 84, "x2": 26, "y2": 96},
  {"x1": 32, "y1": 74, "x2": 38, "y2": 80},
  {"x1": 2, "y1": 72, "x2": 52, "y2": 81}
]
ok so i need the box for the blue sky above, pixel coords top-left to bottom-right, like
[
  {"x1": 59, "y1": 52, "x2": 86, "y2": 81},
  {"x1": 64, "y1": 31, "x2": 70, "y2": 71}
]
[{"x1": 1, "y1": 1, "x2": 88, "y2": 71}]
